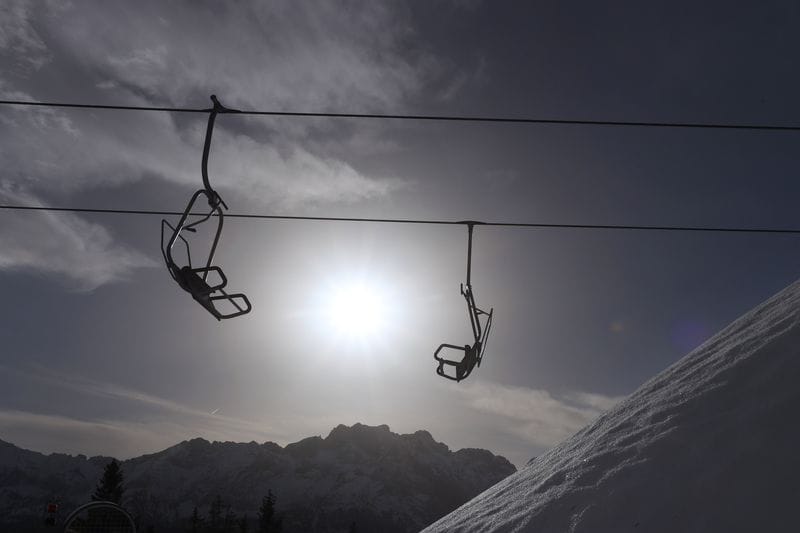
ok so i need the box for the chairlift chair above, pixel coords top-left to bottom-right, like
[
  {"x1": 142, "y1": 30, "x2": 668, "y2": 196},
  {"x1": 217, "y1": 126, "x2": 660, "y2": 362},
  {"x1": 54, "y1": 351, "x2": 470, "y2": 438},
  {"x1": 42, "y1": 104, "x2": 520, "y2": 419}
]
[
  {"x1": 434, "y1": 222, "x2": 494, "y2": 382},
  {"x1": 161, "y1": 95, "x2": 252, "y2": 320}
]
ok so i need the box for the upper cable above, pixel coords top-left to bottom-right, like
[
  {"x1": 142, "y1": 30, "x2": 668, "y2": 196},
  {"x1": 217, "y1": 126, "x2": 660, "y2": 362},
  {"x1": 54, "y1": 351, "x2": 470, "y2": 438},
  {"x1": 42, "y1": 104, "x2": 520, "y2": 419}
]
[{"x1": 1, "y1": 98, "x2": 800, "y2": 131}]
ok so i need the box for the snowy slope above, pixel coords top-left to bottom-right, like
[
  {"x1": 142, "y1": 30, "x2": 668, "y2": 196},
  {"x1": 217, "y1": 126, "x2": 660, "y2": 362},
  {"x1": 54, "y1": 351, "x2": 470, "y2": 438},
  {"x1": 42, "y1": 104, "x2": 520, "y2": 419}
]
[{"x1": 423, "y1": 280, "x2": 800, "y2": 532}]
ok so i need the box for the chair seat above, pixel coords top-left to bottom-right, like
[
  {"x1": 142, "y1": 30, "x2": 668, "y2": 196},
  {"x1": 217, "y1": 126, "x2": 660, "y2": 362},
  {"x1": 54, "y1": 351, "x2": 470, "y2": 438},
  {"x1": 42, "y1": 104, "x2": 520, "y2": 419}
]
[{"x1": 178, "y1": 266, "x2": 214, "y2": 297}]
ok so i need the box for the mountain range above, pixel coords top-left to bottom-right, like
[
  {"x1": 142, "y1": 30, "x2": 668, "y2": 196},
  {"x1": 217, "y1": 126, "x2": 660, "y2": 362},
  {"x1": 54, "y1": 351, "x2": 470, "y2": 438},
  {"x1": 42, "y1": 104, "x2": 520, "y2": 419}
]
[{"x1": 0, "y1": 422, "x2": 515, "y2": 532}]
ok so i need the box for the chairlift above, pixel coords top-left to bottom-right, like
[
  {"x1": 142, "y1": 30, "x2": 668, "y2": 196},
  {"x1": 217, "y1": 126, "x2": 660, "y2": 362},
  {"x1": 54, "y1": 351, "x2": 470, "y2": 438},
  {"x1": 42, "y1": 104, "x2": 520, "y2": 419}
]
[
  {"x1": 161, "y1": 95, "x2": 252, "y2": 320},
  {"x1": 434, "y1": 222, "x2": 494, "y2": 382},
  {"x1": 63, "y1": 501, "x2": 136, "y2": 533}
]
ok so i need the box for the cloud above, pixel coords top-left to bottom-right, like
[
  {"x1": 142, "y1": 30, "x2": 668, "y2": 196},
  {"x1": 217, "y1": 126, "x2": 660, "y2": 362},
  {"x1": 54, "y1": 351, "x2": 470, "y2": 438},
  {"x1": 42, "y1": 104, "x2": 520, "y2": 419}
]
[
  {"x1": 0, "y1": 83, "x2": 401, "y2": 208},
  {"x1": 0, "y1": 0, "x2": 50, "y2": 71},
  {"x1": 0, "y1": 2, "x2": 448, "y2": 283},
  {"x1": 211, "y1": 130, "x2": 404, "y2": 207},
  {"x1": 0, "y1": 186, "x2": 155, "y2": 290},
  {"x1": 461, "y1": 382, "x2": 626, "y2": 448},
  {"x1": 566, "y1": 391, "x2": 624, "y2": 412},
  {"x1": 22, "y1": 364, "x2": 275, "y2": 437},
  {"x1": 0, "y1": 409, "x2": 275, "y2": 459},
  {"x1": 0, "y1": 410, "x2": 161, "y2": 459},
  {"x1": 0, "y1": 82, "x2": 161, "y2": 193},
  {"x1": 1, "y1": 2, "x2": 422, "y2": 206},
  {"x1": 56, "y1": 2, "x2": 431, "y2": 111},
  {"x1": 0, "y1": 365, "x2": 293, "y2": 458}
]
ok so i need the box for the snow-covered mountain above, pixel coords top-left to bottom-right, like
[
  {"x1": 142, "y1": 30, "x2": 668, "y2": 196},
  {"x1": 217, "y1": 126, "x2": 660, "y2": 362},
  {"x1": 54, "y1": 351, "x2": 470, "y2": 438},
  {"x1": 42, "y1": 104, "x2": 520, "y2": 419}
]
[
  {"x1": 0, "y1": 423, "x2": 515, "y2": 532},
  {"x1": 423, "y1": 280, "x2": 800, "y2": 532}
]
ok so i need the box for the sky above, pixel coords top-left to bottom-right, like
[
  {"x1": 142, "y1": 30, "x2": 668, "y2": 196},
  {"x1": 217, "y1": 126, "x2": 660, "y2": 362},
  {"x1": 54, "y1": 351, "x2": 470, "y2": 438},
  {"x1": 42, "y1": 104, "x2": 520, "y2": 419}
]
[{"x1": 1, "y1": 0, "x2": 800, "y2": 469}]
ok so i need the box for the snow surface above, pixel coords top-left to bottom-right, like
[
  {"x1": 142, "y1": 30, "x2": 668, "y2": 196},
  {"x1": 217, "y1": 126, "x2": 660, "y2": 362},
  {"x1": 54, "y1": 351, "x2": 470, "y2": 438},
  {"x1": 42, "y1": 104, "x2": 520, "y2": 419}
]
[{"x1": 422, "y1": 279, "x2": 800, "y2": 532}]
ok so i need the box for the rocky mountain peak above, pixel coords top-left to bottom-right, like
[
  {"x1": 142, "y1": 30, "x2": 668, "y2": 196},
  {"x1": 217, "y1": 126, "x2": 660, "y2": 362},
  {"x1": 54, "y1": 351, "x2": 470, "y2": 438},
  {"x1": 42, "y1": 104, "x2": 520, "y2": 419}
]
[{"x1": 0, "y1": 423, "x2": 515, "y2": 532}]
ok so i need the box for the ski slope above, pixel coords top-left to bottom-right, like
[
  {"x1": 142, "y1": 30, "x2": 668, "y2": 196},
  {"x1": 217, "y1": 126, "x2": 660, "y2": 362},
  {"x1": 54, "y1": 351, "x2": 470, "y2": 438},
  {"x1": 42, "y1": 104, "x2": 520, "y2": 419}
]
[{"x1": 422, "y1": 280, "x2": 800, "y2": 532}]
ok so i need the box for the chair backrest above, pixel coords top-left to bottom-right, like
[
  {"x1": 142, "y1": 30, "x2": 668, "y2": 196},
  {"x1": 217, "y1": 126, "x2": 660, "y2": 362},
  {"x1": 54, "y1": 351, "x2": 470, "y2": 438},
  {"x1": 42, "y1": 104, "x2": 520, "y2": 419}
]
[{"x1": 476, "y1": 307, "x2": 493, "y2": 367}]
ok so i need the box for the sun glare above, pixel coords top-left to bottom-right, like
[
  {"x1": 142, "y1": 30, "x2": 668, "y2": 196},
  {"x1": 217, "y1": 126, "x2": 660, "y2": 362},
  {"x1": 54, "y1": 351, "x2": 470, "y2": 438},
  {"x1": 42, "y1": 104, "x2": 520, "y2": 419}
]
[{"x1": 322, "y1": 280, "x2": 390, "y2": 341}]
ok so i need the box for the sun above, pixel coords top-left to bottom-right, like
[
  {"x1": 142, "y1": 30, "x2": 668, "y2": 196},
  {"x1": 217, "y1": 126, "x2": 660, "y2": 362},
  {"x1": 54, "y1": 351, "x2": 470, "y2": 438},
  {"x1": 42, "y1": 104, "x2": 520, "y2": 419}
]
[{"x1": 321, "y1": 280, "x2": 390, "y2": 341}]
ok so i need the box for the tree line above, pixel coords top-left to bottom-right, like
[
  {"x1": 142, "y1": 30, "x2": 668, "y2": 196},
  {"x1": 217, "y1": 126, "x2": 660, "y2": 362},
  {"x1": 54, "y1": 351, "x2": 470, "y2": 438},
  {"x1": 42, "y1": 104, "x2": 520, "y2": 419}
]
[{"x1": 91, "y1": 459, "x2": 284, "y2": 533}]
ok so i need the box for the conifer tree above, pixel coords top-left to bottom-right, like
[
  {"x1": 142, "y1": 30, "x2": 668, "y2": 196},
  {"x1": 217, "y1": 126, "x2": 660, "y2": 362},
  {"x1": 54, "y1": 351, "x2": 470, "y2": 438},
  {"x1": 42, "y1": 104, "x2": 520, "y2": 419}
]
[
  {"x1": 224, "y1": 504, "x2": 238, "y2": 532},
  {"x1": 92, "y1": 459, "x2": 125, "y2": 504},
  {"x1": 187, "y1": 506, "x2": 204, "y2": 533},
  {"x1": 238, "y1": 514, "x2": 249, "y2": 533},
  {"x1": 257, "y1": 490, "x2": 281, "y2": 533},
  {"x1": 208, "y1": 495, "x2": 224, "y2": 532}
]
